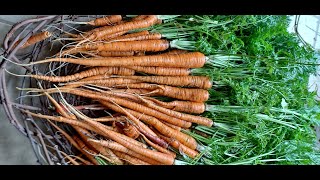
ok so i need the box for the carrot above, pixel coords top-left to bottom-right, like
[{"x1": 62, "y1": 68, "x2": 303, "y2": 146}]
[
  {"x1": 164, "y1": 49, "x2": 189, "y2": 55},
  {"x1": 77, "y1": 113, "x2": 175, "y2": 165},
  {"x1": 156, "y1": 132, "x2": 199, "y2": 159},
  {"x1": 128, "y1": 66, "x2": 190, "y2": 76},
  {"x1": 107, "y1": 33, "x2": 162, "y2": 42},
  {"x1": 21, "y1": 109, "x2": 146, "y2": 149},
  {"x1": 95, "y1": 95, "x2": 192, "y2": 129},
  {"x1": 47, "y1": 120, "x2": 99, "y2": 165},
  {"x1": 26, "y1": 52, "x2": 206, "y2": 69},
  {"x1": 142, "y1": 97, "x2": 206, "y2": 114},
  {"x1": 87, "y1": 15, "x2": 122, "y2": 26},
  {"x1": 121, "y1": 75, "x2": 213, "y2": 89},
  {"x1": 95, "y1": 99, "x2": 169, "y2": 148},
  {"x1": 112, "y1": 151, "x2": 150, "y2": 165},
  {"x1": 82, "y1": 39, "x2": 169, "y2": 52},
  {"x1": 88, "y1": 139, "x2": 163, "y2": 165},
  {"x1": 99, "y1": 100, "x2": 197, "y2": 150},
  {"x1": 106, "y1": 30, "x2": 150, "y2": 42},
  {"x1": 76, "y1": 127, "x2": 124, "y2": 165},
  {"x1": 84, "y1": 15, "x2": 159, "y2": 42},
  {"x1": 114, "y1": 83, "x2": 210, "y2": 102},
  {"x1": 73, "y1": 135, "x2": 101, "y2": 164},
  {"x1": 115, "y1": 122, "x2": 140, "y2": 139},
  {"x1": 111, "y1": 88, "x2": 154, "y2": 95},
  {"x1": 93, "y1": 116, "x2": 127, "y2": 122},
  {"x1": 26, "y1": 67, "x2": 135, "y2": 82},
  {"x1": 14, "y1": 31, "x2": 52, "y2": 49},
  {"x1": 60, "y1": 151, "x2": 80, "y2": 165},
  {"x1": 161, "y1": 121, "x2": 181, "y2": 131},
  {"x1": 96, "y1": 31, "x2": 127, "y2": 41},
  {"x1": 131, "y1": 15, "x2": 148, "y2": 21},
  {"x1": 137, "y1": 97, "x2": 213, "y2": 127},
  {"x1": 140, "y1": 134, "x2": 176, "y2": 158},
  {"x1": 63, "y1": 78, "x2": 140, "y2": 89},
  {"x1": 98, "y1": 51, "x2": 135, "y2": 57}
]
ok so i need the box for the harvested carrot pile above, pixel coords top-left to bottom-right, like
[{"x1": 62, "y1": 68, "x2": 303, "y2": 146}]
[
  {"x1": 2, "y1": 15, "x2": 214, "y2": 165},
  {"x1": 1, "y1": 15, "x2": 320, "y2": 165}
]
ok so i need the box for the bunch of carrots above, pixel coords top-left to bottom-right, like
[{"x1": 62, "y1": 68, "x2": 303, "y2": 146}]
[{"x1": 10, "y1": 15, "x2": 215, "y2": 165}]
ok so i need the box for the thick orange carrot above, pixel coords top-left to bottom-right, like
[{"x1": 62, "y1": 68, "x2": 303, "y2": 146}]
[
  {"x1": 28, "y1": 67, "x2": 134, "y2": 82},
  {"x1": 99, "y1": 100, "x2": 197, "y2": 150},
  {"x1": 137, "y1": 97, "x2": 213, "y2": 127},
  {"x1": 164, "y1": 49, "x2": 189, "y2": 55},
  {"x1": 131, "y1": 15, "x2": 148, "y2": 21},
  {"x1": 82, "y1": 39, "x2": 169, "y2": 52},
  {"x1": 14, "y1": 31, "x2": 52, "y2": 49},
  {"x1": 29, "y1": 52, "x2": 206, "y2": 68},
  {"x1": 98, "y1": 51, "x2": 135, "y2": 57},
  {"x1": 87, "y1": 15, "x2": 122, "y2": 26},
  {"x1": 88, "y1": 139, "x2": 163, "y2": 165},
  {"x1": 113, "y1": 151, "x2": 150, "y2": 165},
  {"x1": 128, "y1": 66, "x2": 190, "y2": 76},
  {"x1": 63, "y1": 78, "x2": 140, "y2": 89},
  {"x1": 86, "y1": 15, "x2": 159, "y2": 41},
  {"x1": 114, "y1": 83, "x2": 210, "y2": 102},
  {"x1": 116, "y1": 122, "x2": 140, "y2": 139},
  {"x1": 108, "y1": 33, "x2": 162, "y2": 42},
  {"x1": 143, "y1": 97, "x2": 206, "y2": 114},
  {"x1": 106, "y1": 30, "x2": 150, "y2": 42},
  {"x1": 122, "y1": 75, "x2": 213, "y2": 89},
  {"x1": 97, "y1": 31, "x2": 127, "y2": 41}
]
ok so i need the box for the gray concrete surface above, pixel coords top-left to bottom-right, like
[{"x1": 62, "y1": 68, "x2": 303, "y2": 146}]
[
  {"x1": 0, "y1": 15, "x2": 319, "y2": 165},
  {"x1": 0, "y1": 15, "x2": 38, "y2": 165}
]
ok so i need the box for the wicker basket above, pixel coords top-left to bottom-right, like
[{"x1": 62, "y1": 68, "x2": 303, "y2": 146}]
[{"x1": 0, "y1": 15, "x2": 107, "y2": 165}]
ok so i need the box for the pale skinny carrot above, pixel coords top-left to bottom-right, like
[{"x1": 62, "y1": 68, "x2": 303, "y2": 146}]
[
  {"x1": 76, "y1": 127, "x2": 124, "y2": 165},
  {"x1": 99, "y1": 100, "x2": 197, "y2": 150},
  {"x1": 112, "y1": 151, "x2": 150, "y2": 165},
  {"x1": 95, "y1": 93, "x2": 192, "y2": 129},
  {"x1": 120, "y1": 75, "x2": 213, "y2": 89},
  {"x1": 88, "y1": 139, "x2": 163, "y2": 165},
  {"x1": 127, "y1": 66, "x2": 190, "y2": 76},
  {"x1": 76, "y1": 113, "x2": 175, "y2": 165},
  {"x1": 24, "y1": 67, "x2": 135, "y2": 82},
  {"x1": 14, "y1": 31, "x2": 52, "y2": 49},
  {"x1": 25, "y1": 52, "x2": 207, "y2": 69},
  {"x1": 47, "y1": 120, "x2": 99, "y2": 165},
  {"x1": 140, "y1": 134, "x2": 176, "y2": 158},
  {"x1": 60, "y1": 151, "x2": 80, "y2": 165},
  {"x1": 156, "y1": 132, "x2": 199, "y2": 159},
  {"x1": 21, "y1": 109, "x2": 146, "y2": 149}
]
